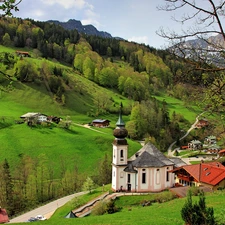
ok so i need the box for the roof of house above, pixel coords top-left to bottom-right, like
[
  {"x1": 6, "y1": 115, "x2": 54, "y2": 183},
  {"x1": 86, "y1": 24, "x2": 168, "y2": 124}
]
[
  {"x1": 219, "y1": 149, "x2": 225, "y2": 154},
  {"x1": 92, "y1": 119, "x2": 110, "y2": 123},
  {"x1": 172, "y1": 162, "x2": 225, "y2": 186},
  {"x1": 129, "y1": 142, "x2": 174, "y2": 168},
  {"x1": 20, "y1": 112, "x2": 40, "y2": 118},
  {"x1": 189, "y1": 140, "x2": 202, "y2": 144},
  {"x1": 200, "y1": 163, "x2": 225, "y2": 185}
]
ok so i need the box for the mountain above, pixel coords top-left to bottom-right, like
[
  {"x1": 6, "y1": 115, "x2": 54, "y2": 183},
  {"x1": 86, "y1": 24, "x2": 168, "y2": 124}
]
[{"x1": 48, "y1": 19, "x2": 113, "y2": 38}]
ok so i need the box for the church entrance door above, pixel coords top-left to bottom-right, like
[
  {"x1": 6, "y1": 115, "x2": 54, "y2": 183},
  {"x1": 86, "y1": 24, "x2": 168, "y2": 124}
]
[{"x1": 127, "y1": 183, "x2": 131, "y2": 191}]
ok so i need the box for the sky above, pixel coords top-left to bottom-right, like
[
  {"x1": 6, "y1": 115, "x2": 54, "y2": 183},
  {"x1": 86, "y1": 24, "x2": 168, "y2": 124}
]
[{"x1": 12, "y1": 0, "x2": 185, "y2": 49}]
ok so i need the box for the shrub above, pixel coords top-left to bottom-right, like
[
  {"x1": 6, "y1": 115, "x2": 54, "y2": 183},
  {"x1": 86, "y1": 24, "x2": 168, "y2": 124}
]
[{"x1": 91, "y1": 200, "x2": 107, "y2": 216}]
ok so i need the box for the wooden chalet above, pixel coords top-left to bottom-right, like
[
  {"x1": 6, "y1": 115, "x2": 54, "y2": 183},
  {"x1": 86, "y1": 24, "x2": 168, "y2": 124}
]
[
  {"x1": 171, "y1": 162, "x2": 225, "y2": 190},
  {"x1": 188, "y1": 140, "x2": 203, "y2": 150},
  {"x1": 16, "y1": 51, "x2": 30, "y2": 57},
  {"x1": 92, "y1": 119, "x2": 110, "y2": 128},
  {"x1": 195, "y1": 119, "x2": 209, "y2": 129}
]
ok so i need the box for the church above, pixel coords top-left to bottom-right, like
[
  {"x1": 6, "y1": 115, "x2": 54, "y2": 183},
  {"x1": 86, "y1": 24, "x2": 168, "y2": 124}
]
[{"x1": 111, "y1": 111, "x2": 178, "y2": 193}]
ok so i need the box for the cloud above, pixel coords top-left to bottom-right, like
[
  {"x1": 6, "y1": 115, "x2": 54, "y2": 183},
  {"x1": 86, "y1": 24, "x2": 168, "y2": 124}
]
[
  {"x1": 128, "y1": 36, "x2": 149, "y2": 45},
  {"x1": 81, "y1": 8, "x2": 100, "y2": 29}
]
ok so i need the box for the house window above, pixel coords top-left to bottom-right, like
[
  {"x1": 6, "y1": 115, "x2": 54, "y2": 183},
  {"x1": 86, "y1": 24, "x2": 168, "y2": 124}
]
[
  {"x1": 120, "y1": 172, "x2": 124, "y2": 178},
  {"x1": 127, "y1": 174, "x2": 131, "y2": 183},
  {"x1": 142, "y1": 169, "x2": 146, "y2": 184}
]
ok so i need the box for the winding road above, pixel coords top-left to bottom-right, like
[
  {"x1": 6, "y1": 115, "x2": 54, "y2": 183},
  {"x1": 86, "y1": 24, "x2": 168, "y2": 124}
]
[
  {"x1": 167, "y1": 112, "x2": 205, "y2": 157},
  {"x1": 9, "y1": 191, "x2": 88, "y2": 223}
]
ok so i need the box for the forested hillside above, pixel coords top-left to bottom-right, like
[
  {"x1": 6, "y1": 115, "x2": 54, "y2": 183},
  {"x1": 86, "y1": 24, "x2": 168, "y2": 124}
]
[
  {"x1": 0, "y1": 17, "x2": 224, "y2": 217},
  {"x1": 0, "y1": 17, "x2": 207, "y2": 145}
]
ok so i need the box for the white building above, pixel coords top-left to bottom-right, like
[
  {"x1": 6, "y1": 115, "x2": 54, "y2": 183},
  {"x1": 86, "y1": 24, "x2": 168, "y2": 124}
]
[{"x1": 111, "y1": 112, "x2": 176, "y2": 193}]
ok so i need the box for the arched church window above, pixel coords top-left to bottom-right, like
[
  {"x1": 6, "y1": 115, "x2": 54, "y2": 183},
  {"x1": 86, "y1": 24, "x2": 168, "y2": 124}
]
[
  {"x1": 120, "y1": 149, "x2": 124, "y2": 161},
  {"x1": 156, "y1": 169, "x2": 160, "y2": 184},
  {"x1": 142, "y1": 169, "x2": 146, "y2": 184}
]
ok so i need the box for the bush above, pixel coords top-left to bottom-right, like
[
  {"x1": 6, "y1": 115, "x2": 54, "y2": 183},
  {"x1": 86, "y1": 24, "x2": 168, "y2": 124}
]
[{"x1": 91, "y1": 200, "x2": 107, "y2": 216}]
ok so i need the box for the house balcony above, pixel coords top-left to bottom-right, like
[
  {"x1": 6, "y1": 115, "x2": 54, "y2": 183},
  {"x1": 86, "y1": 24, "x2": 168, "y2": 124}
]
[{"x1": 177, "y1": 174, "x2": 194, "y2": 182}]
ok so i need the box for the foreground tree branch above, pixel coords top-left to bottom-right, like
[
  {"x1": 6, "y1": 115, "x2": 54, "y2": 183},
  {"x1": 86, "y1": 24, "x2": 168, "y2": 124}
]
[
  {"x1": 0, "y1": 0, "x2": 22, "y2": 17},
  {"x1": 157, "y1": 0, "x2": 225, "y2": 71}
]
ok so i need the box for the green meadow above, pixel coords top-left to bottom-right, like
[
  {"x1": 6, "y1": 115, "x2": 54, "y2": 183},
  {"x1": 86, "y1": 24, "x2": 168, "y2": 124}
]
[{"x1": 10, "y1": 188, "x2": 225, "y2": 225}]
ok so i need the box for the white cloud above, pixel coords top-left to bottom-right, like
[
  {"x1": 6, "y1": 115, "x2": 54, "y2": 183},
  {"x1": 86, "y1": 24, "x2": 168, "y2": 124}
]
[
  {"x1": 128, "y1": 36, "x2": 149, "y2": 45},
  {"x1": 81, "y1": 8, "x2": 100, "y2": 29}
]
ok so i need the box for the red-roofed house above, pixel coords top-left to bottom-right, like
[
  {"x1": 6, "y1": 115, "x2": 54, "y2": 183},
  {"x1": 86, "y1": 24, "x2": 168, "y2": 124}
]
[
  {"x1": 219, "y1": 149, "x2": 225, "y2": 157},
  {"x1": 171, "y1": 162, "x2": 225, "y2": 190},
  {"x1": 195, "y1": 119, "x2": 209, "y2": 129},
  {"x1": 0, "y1": 208, "x2": 9, "y2": 224}
]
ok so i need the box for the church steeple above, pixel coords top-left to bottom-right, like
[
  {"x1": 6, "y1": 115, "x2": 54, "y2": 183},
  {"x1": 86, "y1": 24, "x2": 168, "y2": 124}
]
[
  {"x1": 112, "y1": 103, "x2": 129, "y2": 192},
  {"x1": 116, "y1": 103, "x2": 125, "y2": 127},
  {"x1": 113, "y1": 103, "x2": 128, "y2": 141}
]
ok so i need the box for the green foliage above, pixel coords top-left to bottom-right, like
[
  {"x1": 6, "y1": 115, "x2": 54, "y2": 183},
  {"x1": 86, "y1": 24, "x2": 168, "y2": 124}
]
[
  {"x1": 14, "y1": 59, "x2": 39, "y2": 82},
  {"x1": 82, "y1": 177, "x2": 95, "y2": 193},
  {"x1": 181, "y1": 190, "x2": 216, "y2": 225},
  {"x1": 0, "y1": 0, "x2": 21, "y2": 17},
  {"x1": 91, "y1": 200, "x2": 107, "y2": 215}
]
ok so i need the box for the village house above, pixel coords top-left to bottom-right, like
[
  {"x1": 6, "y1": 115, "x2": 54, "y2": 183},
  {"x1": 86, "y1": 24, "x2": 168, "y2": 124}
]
[
  {"x1": 111, "y1": 111, "x2": 185, "y2": 193},
  {"x1": 195, "y1": 119, "x2": 209, "y2": 129},
  {"x1": 188, "y1": 140, "x2": 203, "y2": 150},
  {"x1": 171, "y1": 162, "x2": 225, "y2": 191},
  {"x1": 92, "y1": 119, "x2": 110, "y2": 128},
  {"x1": 20, "y1": 112, "x2": 48, "y2": 124},
  {"x1": 205, "y1": 135, "x2": 217, "y2": 145},
  {"x1": 219, "y1": 149, "x2": 225, "y2": 157},
  {"x1": 16, "y1": 50, "x2": 30, "y2": 57}
]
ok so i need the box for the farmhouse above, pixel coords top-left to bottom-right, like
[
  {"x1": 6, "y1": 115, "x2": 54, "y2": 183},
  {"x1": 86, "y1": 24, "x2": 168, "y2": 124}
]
[
  {"x1": 195, "y1": 119, "x2": 209, "y2": 129},
  {"x1": 188, "y1": 140, "x2": 203, "y2": 150},
  {"x1": 16, "y1": 50, "x2": 30, "y2": 57},
  {"x1": 205, "y1": 135, "x2": 217, "y2": 145},
  {"x1": 111, "y1": 112, "x2": 183, "y2": 193},
  {"x1": 171, "y1": 162, "x2": 225, "y2": 191},
  {"x1": 20, "y1": 112, "x2": 48, "y2": 124},
  {"x1": 92, "y1": 119, "x2": 110, "y2": 128}
]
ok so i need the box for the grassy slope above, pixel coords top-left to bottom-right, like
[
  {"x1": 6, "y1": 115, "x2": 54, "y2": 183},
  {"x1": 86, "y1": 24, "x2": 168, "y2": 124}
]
[
  {"x1": 0, "y1": 46, "x2": 141, "y2": 176},
  {"x1": 0, "y1": 45, "x2": 210, "y2": 176},
  {"x1": 10, "y1": 190, "x2": 225, "y2": 225}
]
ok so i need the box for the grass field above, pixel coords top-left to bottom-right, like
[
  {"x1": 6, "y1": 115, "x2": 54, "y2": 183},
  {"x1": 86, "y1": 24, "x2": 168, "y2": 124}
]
[{"x1": 10, "y1": 188, "x2": 225, "y2": 225}]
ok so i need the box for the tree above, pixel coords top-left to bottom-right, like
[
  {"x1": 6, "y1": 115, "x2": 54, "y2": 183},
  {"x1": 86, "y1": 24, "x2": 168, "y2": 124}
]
[
  {"x1": 1, "y1": 159, "x2": 14, "y2": 216},
  {"x1": 97, "y1": 154, "x2": 111, "y2": 186},
  {"x1": 158, "y1": 0, "x2": 225, "y2": 70},
  {"x1": 181, "y1": 190, "x2": 216, "y2": 225},
  {"x1": 158, "y1": 0, "x2": 225, "y2": 111},
  {"x1": 0, "y1": 0, "x2": 22, "y2": 17},
  {"x1": 2, "y1": 33, "x2": 11, "y2": 46},
  {"x1": 82, "y1": 177, "x2": 95, "y2": 193}
]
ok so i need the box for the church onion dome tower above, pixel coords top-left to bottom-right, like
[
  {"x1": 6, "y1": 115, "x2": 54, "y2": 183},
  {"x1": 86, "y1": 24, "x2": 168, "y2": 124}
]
[{"x1": 113, "y1": 103, "x2": 128, "y2": 145}]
